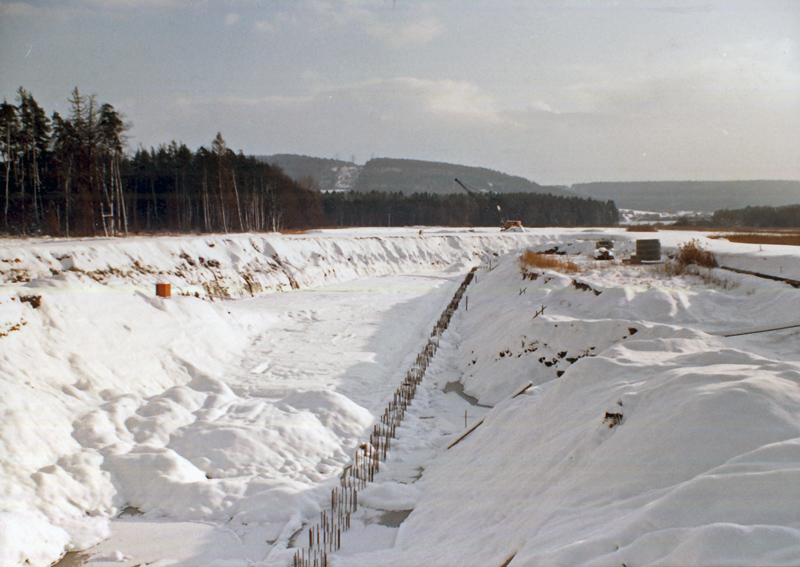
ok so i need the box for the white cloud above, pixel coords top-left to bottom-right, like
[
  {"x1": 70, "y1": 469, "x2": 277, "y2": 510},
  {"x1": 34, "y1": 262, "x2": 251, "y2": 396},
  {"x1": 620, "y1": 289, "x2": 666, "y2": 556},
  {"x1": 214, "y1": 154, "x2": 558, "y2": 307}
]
[
  {"x1": 363, "y1": 15, "x2": 443, "y2": 47},
  {"x1": 187, "y1": 77, "x2": 504, "y2": 125},
  {"x1": 0, "y1": 1, "x2": 38, "y2": 16},
  {"x1": 0, "y1": 0, "x2": 194, "y2": 16},
  {"x1": 416, "y1": 79, "x2": 509, "y2": 124},
  {"x1": 147, "y1": 77, "x2": 510, "y2": 149},
  {"x1": 225, "y1": 12, "x2": 240, "y2": 26},
  {"x1": 127, "y1": 69, "x2": 800, "y2": 185},
  {"x1": 84, "y1": 0, "x2": 193, "y2": 8},
  {"x1": 553, "y1": 37, "x2": 800, "y2": 122},
  {"x1": 253, "y1": 20, "x2": 275, "y2": 33},
  {"x1": 310, "y1": 77, "x2": 511, "y2": 127},
  {"x1": 261, "y1": 1, "x2": 443, "y2": 47}
]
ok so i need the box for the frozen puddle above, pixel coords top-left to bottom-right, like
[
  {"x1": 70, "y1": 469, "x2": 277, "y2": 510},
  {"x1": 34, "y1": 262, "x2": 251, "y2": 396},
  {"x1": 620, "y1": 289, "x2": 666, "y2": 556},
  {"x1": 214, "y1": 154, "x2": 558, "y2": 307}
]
[
  {"x1": 52, "y1": 552, "x2": 84, "y2": 567},
  {"x1": 443, "y1": 380, "x2": 492, "y2": 408},
  {"x1": 374, "y1": 509, "x2": 413, "y2": 528}
]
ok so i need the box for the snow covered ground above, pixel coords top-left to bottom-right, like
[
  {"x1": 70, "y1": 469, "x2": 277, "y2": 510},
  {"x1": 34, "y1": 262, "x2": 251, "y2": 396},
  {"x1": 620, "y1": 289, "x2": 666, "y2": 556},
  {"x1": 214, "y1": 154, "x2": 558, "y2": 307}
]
[{"x1": 2, "y1": 227, "x2": 800, "y2": 566}]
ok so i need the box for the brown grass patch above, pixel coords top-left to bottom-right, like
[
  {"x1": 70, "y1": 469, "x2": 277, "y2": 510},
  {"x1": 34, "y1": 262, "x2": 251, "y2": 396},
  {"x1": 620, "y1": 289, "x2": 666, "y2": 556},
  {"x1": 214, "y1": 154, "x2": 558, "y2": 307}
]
[
  {"x1": 709, "y1": 233, "x2": 800, "y2": 247},
  {"x1": 626, "y1": 225, "x2": 658, "y2": 232},
  {"x1": 519, "y1": 250, "x2": 580, "y2": 273},
  {"x1": 676, "y1": 239, "x2": 717, "y2": 269}
]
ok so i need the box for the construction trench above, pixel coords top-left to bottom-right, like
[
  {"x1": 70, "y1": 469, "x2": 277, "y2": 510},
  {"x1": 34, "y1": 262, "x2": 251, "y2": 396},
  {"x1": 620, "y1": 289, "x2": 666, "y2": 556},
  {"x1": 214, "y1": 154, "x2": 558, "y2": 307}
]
[
  {"x1": 292, "y1": 267, "x2": 478, "y2": 567},
  {"x1": 289, "y1": 254, "x2": 800, "y2": 566},
  {"x1": 24, "y1": 235, "x2": 800, "y2": 567}
]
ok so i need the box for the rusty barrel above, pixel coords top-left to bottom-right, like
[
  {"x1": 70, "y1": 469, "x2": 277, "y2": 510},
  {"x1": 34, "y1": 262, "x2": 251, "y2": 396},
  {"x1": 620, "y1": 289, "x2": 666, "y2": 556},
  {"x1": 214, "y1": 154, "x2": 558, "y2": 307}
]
[{"x1": 156, "y1": 283, "x2": 171, "y2": 298}]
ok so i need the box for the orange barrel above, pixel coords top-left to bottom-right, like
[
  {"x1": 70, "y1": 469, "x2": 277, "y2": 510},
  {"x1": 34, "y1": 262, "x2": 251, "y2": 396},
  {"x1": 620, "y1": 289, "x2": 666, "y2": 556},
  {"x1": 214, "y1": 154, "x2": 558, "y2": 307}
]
[{"x1": 156, "y1": 283, "x2": 171, "y2": 298}]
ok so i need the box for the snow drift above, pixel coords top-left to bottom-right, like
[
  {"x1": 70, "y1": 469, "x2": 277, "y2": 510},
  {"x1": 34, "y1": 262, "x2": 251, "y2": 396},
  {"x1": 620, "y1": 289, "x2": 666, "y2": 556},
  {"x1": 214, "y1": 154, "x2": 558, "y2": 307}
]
[
  {"x1": 338, "y1": 238, "x2": 800, "y2": 566},
  {"x1": 0, "y1": 228, "x2": 555, "y2": 566},
  {"x1": 3, "y1": 228, "x2": 800, "y2": 566}
]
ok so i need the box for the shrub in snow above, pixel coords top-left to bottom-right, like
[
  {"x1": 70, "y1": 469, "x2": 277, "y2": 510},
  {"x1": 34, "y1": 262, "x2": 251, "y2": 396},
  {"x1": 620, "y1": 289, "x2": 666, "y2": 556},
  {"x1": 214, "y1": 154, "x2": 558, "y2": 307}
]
[
  {"x1": 518, "y1": 249, "x2": 579, "y2": 275},
  {"x1": 676, "y1": 239, "x2": 717, "y2": 269}
]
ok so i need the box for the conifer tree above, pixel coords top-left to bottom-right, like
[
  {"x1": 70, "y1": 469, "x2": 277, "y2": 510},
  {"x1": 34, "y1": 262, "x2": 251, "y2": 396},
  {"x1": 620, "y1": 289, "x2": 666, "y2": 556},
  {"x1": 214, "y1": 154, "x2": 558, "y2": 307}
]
[{"x1": 0, "y1": 100, "x2": 18, "y2": 229}]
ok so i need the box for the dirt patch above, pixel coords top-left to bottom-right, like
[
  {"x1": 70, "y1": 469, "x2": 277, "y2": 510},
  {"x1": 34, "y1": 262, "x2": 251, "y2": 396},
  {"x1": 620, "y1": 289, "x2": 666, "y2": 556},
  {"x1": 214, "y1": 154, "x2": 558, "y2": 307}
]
[{"x1": 19, "y1": 295, "x2": 42, "y2": 309}]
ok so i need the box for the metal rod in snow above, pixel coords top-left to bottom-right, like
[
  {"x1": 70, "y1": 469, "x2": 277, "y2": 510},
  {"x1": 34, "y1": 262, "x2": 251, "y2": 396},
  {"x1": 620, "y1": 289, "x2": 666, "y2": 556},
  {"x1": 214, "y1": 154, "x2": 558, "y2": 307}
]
[
  {"x1": 448, "y1": 382, "x2": 532, "y2": 449},
  {"x1": 719, "y1": 265, "x2": 800, "y2": 288},
  {"x1": 512, "y1": 382, "x2": 533, "y2": 398},
  {"x1": 723, "y1": 323, "x2": 800, "y2": 337},
  {"x1": 498, "y1": 551, "x2": 518, "y2": 567},
  {"x1": 447, "y1": 417, "x2": 486, "y2": 449}
]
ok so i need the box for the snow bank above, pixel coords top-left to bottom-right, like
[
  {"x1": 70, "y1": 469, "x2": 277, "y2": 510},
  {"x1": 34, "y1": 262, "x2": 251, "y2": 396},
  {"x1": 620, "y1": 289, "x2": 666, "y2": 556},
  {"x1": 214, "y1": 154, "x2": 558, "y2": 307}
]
[
  {"x1": 4, "y1": 227, "x2": 800, "y2": 566},
  {"x1": 337, "y1": 244, "x2": 800, "y2": 566},
  {"x1": 0, "y1": 229, "x2": 571, "y2": 299}
]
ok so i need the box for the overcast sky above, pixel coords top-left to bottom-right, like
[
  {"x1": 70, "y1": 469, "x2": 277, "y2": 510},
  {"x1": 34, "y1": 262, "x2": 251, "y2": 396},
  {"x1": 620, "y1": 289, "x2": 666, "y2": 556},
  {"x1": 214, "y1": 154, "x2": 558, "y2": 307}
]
[{"x1": 1, "y1": 0, "x2": 798, "y2": 185}]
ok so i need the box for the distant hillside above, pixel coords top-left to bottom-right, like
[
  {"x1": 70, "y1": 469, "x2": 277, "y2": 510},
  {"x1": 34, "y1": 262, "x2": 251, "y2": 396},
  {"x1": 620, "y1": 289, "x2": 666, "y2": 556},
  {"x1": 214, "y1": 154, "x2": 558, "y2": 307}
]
[
  {"x1": 259, "y1": 154, "x2": 572, "y2": 197},
  {"x1": 260, "y1": 154, "x2": 360, "y2": 191},
  {"x1": 353, "y1": 158, "x2": 573, "y2": 197},
  {"x1": 572, "y1": 181, "x2": 800, "y2": 213},
  {"x1": 712, "y1": 204, "x2": 800, "y2": 228}
]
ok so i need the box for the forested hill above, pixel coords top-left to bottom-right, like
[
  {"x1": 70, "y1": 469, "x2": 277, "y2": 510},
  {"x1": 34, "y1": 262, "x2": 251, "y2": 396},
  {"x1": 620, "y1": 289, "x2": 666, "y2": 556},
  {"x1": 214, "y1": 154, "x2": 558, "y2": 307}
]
[
  {"x1": 353, "y1": 158, "x2": 573, "y2": 197},
  {"x1": 262, "y1": 154, "x2": 356, "y2": 190},
  {"x1": 261, "y1": 155, "x2": 573, "y2": 197},
  {"x1": 1, "y1": 87, "x2": 616, "y2": 236},
  {"x1": 572, "y1": 181, "x2": 800, "y2": 213}
]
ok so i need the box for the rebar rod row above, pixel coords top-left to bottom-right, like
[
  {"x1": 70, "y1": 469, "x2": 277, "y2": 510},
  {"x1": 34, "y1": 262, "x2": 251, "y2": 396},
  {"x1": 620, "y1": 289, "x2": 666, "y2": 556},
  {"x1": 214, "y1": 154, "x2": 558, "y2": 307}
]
[{"x1": 292, "y1": 267, "x2": 478, "y2": 567}]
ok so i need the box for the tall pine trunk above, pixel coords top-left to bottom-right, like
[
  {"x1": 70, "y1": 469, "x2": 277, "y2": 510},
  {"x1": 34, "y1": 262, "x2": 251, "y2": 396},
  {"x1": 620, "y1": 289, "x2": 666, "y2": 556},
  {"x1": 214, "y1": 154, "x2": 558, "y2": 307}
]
[{"x1": 232, "y1": 170, "x2": 243, "y2": 231}]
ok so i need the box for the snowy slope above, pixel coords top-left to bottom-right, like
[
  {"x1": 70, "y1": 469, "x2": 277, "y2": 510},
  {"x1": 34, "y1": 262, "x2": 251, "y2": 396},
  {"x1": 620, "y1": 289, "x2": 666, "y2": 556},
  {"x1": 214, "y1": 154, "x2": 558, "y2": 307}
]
[
  {"x1": 337, "y1": 237, "x2": 800, "y2": 567},
  {"x1": 0, "y1": 228, "x2": 559, "y2": 567},
  {"x1": 3, "y1": 228, "x2": 800, "y2": 566}
]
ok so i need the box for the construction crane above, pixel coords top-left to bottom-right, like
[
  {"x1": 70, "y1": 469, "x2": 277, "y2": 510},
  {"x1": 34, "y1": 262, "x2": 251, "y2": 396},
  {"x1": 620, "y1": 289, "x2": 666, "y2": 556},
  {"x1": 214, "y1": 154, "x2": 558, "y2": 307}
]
[{"x1": 454, "y1": 178, "x2": 524, "y2": 231}]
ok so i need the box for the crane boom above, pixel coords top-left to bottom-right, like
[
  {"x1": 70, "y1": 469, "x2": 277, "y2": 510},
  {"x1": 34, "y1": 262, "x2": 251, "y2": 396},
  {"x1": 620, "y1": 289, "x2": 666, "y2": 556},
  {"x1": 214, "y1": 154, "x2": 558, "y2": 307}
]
[{"x1": 454, "y1": 178, "x2": 504, "y2": 225}]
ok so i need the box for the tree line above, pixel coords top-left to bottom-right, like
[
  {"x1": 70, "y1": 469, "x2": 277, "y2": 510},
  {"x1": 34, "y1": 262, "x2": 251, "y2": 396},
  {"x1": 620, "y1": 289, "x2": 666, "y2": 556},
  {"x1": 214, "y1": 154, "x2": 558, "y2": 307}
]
[
  {"x1": 711, "y1": 204, "x2": 800, "y2": 228},
  {"x1": 321, "y1": 191, "x2": 618, "y2": 228},
  {"x1": 1, "y1": 87, "x2": 618, "y2": 236},
  {"x1": 0, "y1": 87, "x2": 325, "y2": 236}
]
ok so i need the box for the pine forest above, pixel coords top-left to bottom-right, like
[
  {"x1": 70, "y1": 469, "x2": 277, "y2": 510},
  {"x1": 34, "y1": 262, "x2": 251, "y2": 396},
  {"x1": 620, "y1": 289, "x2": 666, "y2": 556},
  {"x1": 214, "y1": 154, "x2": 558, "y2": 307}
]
[{"x1": 0, "y1": 88, "x2": 619, "y2": 236}]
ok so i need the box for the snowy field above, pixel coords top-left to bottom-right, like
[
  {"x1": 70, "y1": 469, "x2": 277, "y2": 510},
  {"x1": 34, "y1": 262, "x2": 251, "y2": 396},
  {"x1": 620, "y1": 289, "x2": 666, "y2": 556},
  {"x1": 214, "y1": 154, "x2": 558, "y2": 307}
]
[{"x1": 2, "y1": 227, "x2": 800, "y2": 566}]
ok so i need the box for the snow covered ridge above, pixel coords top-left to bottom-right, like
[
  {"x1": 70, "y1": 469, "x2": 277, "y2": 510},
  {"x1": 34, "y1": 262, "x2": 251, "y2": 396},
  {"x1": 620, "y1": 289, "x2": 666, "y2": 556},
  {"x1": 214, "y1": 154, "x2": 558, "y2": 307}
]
[{"x1": 0, "y1": 228, "x2": 571, "y2": 298}]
